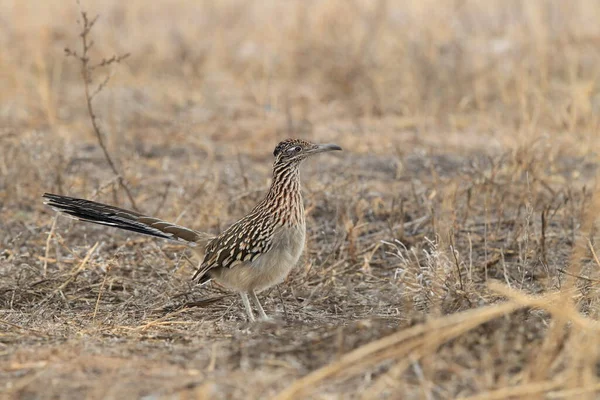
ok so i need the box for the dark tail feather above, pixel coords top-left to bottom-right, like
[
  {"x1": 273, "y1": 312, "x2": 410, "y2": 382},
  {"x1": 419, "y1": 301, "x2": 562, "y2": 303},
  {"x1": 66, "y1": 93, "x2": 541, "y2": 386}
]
[{"x1": 42, "y1": 193, "x2": 210, "y2": 245}]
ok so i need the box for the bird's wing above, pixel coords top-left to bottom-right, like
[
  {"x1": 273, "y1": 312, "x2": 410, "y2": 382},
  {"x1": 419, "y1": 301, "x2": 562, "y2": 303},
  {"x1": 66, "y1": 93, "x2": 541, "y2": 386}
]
[{"x1": 192, "y1": 213, "x2": 275, "y2": 281}]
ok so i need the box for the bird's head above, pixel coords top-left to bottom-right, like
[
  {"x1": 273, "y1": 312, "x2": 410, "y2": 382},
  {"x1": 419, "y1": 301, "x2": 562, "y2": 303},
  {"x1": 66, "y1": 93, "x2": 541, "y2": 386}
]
[{"x1": 273, "y1": 139, "x2": 342, "y2": 166}]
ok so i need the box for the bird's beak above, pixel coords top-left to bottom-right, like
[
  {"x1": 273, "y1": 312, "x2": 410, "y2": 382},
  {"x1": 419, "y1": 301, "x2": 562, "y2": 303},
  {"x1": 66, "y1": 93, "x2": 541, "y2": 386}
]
[{"x1": 312, "y1": 143, "x2": 343, "y2": 154}]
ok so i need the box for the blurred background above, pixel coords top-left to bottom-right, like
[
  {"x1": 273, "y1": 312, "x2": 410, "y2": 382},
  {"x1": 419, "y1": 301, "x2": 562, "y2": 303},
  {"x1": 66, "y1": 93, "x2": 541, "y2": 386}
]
[
  {"x1": 3, "y1": 0, "x2": 600, "y2": 148},
  {"x1": 2, "y1": 0, "x2": 599, "y2": 214}
]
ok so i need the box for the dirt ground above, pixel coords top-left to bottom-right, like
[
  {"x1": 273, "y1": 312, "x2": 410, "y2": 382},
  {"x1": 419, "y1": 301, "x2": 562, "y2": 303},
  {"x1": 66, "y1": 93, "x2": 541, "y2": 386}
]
[{"x1": 2, "y1": 1, "x2": 600, "y2": 399}]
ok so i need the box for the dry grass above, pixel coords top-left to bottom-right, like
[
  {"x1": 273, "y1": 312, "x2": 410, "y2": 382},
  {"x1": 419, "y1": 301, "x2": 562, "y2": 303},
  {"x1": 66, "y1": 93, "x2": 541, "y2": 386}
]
[{"x1": 1, "y1": 0, "x2": 600, "y2": 398}]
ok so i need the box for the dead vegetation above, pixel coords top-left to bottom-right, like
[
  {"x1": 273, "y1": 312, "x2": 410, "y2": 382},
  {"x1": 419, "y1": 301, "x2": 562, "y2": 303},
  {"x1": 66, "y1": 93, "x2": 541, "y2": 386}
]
[{"x1": 1, "y1": 0, "x2": 600, "y2": 398}]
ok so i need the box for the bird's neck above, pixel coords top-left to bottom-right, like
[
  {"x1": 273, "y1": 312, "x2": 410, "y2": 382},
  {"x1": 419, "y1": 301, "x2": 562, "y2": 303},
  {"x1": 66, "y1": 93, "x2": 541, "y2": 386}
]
[
  {"x1": 264, "y1": 162, "x2": 304, "y2": 225},
  {"x1": 268, "y1": 162, "x2": 301, "y2": 199}
]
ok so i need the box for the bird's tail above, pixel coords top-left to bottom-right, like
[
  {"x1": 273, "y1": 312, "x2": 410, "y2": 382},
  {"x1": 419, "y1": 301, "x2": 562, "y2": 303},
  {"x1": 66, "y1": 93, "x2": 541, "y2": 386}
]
[{"x1": 42, "y1": 193, "x2": 211, "y2": 245}]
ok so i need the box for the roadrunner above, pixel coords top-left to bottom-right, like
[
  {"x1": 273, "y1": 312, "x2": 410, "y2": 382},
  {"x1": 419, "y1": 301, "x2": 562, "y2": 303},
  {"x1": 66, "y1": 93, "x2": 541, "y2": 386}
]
[{"x1": 43, "y1": 139, "x2": 342, "y2": 321}]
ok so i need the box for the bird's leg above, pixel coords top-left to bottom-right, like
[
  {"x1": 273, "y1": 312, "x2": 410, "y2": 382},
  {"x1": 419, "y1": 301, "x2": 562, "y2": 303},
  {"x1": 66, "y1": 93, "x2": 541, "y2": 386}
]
[
  {"x1": 249, "y1": 290, "x2": 270, "y2": 320},
  {"x1": 240, "y1": 292, "x2": 255, "y2": 322}
]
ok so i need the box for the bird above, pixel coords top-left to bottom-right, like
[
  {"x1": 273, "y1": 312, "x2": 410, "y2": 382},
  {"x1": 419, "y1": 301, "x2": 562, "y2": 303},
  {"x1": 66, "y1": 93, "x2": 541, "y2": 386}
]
[{"x1": 42, "y1": 139, "x2": 342, "y2": 321}]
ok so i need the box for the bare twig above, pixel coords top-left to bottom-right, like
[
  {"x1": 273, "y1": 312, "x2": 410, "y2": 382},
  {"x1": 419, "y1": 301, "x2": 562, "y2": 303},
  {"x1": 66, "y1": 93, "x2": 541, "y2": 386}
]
[
  {"x1": 588, "y1": 239, "x2": 600, "y2": 269},
  {"x1": 65, "y1": 5, "x2": 137, "y2": 211},
  {"x1": 449, "y1": 233, "x2": 464, "y2": 291},
  {"x1": 152, "y1": 181, "x2": 172, "y2": 216},
  {"x1": 43, "y1": 215, "x2": 58, "y2": 277},
  {"x1": 540, "y1": 207, "x2": 548, "y2": 266},
  {"x1": 557, "y1": 268, "x2": 600, "y2": 284},
  {"x1": 55, "y1": 242, "x2": 99, "y2": 293},
  {"x1": 92, "y1": 264, "x2": 112, "y2": 322}
]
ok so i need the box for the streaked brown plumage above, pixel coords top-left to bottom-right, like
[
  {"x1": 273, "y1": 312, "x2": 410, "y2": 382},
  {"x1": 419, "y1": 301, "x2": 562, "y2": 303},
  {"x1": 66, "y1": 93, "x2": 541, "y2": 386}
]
[{"x1": 43, "y1": 138, "x2": 342, "y2": 321}]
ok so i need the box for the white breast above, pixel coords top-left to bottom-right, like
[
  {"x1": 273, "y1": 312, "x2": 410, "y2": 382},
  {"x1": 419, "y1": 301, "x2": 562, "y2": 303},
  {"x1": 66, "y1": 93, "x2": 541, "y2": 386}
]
[
  {"x1": 211, "y1": 222, "x2": 306, "y2": 293},
  {"x1": 279, "y1": 224, "x2": 306, "y2": 261},
  {"x1": 250, "y1": 223, "x2": 306, "y2": 291},
  {"x1": 250, "y1": 224, "x2": 306, "y2": 291}
]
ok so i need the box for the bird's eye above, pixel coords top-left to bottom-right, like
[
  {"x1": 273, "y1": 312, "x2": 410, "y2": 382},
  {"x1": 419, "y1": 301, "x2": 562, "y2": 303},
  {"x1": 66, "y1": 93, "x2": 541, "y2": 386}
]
[{"x1": 287, "y1": 146, "x2": 302, "y2": 154}]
